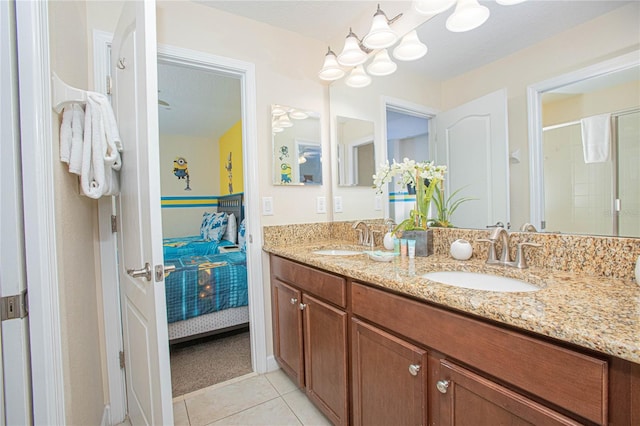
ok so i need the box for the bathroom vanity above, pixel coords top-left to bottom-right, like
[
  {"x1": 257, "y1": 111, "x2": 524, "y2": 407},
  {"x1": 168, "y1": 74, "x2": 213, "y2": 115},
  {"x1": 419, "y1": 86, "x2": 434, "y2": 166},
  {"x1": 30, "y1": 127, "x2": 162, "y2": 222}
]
[{"x1": 267, "y1": 243, "x2": 640, "y2": 426}]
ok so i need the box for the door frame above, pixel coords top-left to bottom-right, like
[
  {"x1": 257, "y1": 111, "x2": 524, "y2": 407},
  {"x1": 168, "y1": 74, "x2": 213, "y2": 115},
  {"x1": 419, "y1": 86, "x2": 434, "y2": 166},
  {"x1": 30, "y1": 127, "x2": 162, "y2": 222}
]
[
  {"x1": 94, "y1": 36, "x2": 267, "y2": 422},
  {"x1": 14, "y1": 1, "x2": 66, "y2": 424}
]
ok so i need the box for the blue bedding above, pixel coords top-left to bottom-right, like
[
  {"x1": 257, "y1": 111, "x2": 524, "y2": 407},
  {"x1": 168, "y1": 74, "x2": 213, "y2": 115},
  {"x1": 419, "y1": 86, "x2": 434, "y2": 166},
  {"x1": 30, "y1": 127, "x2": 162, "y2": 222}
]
[
  {"x1": 163, "y1": 236, "x2": 234, "y2": 259},
  {"x1": 163, "y1": 251, "x2": 248, "y2": 324}
]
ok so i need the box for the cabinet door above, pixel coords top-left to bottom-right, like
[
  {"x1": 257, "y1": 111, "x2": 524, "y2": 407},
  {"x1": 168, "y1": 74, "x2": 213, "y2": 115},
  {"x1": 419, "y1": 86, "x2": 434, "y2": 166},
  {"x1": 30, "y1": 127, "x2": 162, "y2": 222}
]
[
  {"x1": 303, "y1": 293, "x2": 348, "y2": 426},
  {"x1": 352, "y1": 319, "x2": 428, "y2": 426},
  {"x1": 436, "y1": 359, "x2": 582, "y2": 426},
  {"x1": 272, "y1": 279, "x2": 304, "y2": 388}
]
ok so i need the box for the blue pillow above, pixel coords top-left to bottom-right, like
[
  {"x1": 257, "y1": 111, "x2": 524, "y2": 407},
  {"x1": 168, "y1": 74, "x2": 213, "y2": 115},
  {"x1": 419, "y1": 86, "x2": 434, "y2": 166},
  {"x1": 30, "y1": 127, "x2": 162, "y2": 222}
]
[
  {"x1": 238, "y1": 219, "x2": 246, "y2": 252},
  {"x1": 200, "y1": 212, "x2": 228, "y2": 242}
]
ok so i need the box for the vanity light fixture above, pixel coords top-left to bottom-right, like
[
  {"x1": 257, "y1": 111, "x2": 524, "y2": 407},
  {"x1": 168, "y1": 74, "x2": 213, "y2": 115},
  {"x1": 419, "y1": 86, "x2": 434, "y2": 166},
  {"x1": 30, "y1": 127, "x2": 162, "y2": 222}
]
[
  {"x1": 337, "y1": 28, "x2": 370, "y2": 67},
  {"x1": 496, "y1": 0, "x2": 527, "y2": 5},
  {"x1": 345, "y1": 65, "x2": 372, "y2": 88},
  {"x1": 288, "y1": 110, "x2": 309, "y2": 120},
  {"x1": 318, "y1": 47, "x2": 345, "y2": 81},
  {"x1": 367, "y1": 49, "x2": 397, "y2": 76},
  {"x1": 271, "y1": 105, "x2": 287, "y2": 116},
  {"x1": 362, "y1": 4, "x2": 403, "y2": 50},
  {"x1": 393, "y1": 30, "x2": 428, "y2": 61},
  {"x1": 445, "y1": 0, "x2": 490, "y2": 32}
]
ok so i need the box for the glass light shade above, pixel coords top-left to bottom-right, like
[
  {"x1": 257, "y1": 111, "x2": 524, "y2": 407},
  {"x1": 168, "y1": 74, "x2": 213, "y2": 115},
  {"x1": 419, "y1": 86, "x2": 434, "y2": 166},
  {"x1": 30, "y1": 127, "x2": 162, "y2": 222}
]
[
  {"x1": 393, "y1": 30, "x2": 428, "y2": 61},
  {"x1": 446, "y1": 0, "x2": 490, "y2": 32},
  {"x1": 318, "y1": 48, "x2": 345, "y2": 81},
  {"x1": 367, "y1": 49, "x2": 397, "y2": 76},
  {"x1": 272, "y1": 126, "x2": 284, "y2": 133},
  {"x1": 496, "y1": 0, "x2": 527, "y2": 4},
  {"x1": 345, "y1": 65, "x2": 372, "y2": 88},
  {"x1": 289, "y1": 110, "x2": 309, "y2": 120},
  {"x1": 276, "y1": 114, "x2": 293, "y2": 128},
  {"x1": 363, "y1": 13, "x2": 398, "y2": 49},
  {"x1": 413, "y1": 0, "x2": 456, "y2": 15},
  {"x1": 271, "y1": 105, "x2": 287, "y2": 116},
  {"x1": 337, "y1": 32, "x2": 368, "y2": 67}
]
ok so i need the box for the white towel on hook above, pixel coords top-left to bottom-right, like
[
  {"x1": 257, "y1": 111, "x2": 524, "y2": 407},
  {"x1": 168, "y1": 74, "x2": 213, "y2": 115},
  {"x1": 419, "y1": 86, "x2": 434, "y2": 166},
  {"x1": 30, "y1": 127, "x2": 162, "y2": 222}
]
[
  {"x1": 80, "y1": 92, "x2": 123, "y2": 198},
  {"x1": 59, "y1": 104, "x2": 85, "y2": 174},
  {"x1": 68, "y1": 104, "x2": 85, "y2": 175},
  {"x1": 581, "y1": 113, "x2": 611, "y2": 163}
]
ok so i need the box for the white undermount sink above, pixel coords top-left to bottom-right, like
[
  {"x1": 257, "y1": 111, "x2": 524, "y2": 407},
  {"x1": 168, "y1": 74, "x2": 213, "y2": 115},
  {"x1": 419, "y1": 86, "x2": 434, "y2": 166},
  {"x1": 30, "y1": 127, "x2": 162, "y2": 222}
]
[
  {"x1": 313, "y1": 249, "x2": 362, "y2": 256},
  {"x1": 422, "y1": 271, "x2": 540, "y2": 293}
]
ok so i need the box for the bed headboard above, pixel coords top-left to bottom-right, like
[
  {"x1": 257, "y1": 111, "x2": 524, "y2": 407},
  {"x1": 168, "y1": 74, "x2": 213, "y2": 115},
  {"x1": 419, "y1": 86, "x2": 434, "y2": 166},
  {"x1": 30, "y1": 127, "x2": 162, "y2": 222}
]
[{"x1": 217, "y1": 193, "x2": 244, "y2": 228}]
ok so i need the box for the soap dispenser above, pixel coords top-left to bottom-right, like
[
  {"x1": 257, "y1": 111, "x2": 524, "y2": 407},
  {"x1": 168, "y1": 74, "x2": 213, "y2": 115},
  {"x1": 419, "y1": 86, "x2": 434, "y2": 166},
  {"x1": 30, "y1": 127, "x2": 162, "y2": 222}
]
[{"x1": 383, "y1": 220, "x2": 396, "y2": 251}]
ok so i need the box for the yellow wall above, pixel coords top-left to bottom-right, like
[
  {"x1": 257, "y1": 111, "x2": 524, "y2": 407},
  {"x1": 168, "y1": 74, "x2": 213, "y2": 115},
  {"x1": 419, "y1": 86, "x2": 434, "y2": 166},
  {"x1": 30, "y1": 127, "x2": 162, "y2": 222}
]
[{"x1": 218, "y1": 120, "x2": 243, "y2": 195}]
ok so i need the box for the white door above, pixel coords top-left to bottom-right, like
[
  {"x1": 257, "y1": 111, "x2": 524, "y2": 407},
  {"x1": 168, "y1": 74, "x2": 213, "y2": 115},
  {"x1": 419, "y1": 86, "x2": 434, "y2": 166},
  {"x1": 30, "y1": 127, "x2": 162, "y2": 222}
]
[
  {"x1": 110, "y1": 1, "x2": 173, "y2": 424},
  {"x1": 0, "y1": 1, "x2": 32, "y2": 424},
  {"x1": 434, "y1": 89, "x2": 510, "y2": 229}
]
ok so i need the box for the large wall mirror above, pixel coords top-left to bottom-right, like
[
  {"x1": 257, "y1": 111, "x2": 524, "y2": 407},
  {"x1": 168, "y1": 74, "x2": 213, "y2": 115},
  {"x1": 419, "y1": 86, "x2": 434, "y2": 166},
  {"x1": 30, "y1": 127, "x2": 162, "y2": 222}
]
[
  {"x1": 272, "y1": 104, "x2": 322, "y2": 185},
  {"x1": 328, "y1": 1, "x2": 639, "y2": 236},
  {"x1": 528, "y1": 51, "x2": 640, "y2": 238},
  {"x1": 336, "y1": 116, "x2": 375, "y2": 187}
]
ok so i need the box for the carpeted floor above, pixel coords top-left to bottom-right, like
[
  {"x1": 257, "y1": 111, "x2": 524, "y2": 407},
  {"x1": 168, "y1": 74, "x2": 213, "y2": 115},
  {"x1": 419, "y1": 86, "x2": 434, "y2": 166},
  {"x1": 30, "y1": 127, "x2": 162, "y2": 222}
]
[{"x1": 170, "y1": 329, "x2": 252, "y2": 397}]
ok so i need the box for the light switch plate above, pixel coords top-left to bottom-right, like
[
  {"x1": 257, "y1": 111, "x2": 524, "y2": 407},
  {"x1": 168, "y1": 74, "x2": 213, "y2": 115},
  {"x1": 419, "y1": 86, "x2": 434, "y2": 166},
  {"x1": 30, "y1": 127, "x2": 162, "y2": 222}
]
[
  {"x1": 316, "y1": 196, "x2": 327, "y2": 214},
  {"x1": 374, "y1": 195, "x2": 382, "y2": 211},
  {"x1": 262, "y1": 197, "x2": 274, "y2": 215},
  {"x1": 334, "y1": 196, "x2": 343, "y2": 213}
]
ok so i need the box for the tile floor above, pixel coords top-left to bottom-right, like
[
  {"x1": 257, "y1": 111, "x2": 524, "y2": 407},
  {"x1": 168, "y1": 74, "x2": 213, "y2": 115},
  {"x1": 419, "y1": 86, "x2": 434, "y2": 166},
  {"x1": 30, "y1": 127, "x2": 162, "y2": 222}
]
[{"x1": 172, "y1": 369, "x2": 332, "y2": 426}]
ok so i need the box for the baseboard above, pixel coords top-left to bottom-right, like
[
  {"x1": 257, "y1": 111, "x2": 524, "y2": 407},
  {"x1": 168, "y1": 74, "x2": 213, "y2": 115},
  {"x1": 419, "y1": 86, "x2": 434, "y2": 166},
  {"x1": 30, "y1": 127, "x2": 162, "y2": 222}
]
[
  {"x1": 266, "y1": 355, "x2": 279, "y2": 372},
  {"x1": 101, "y1": 405, "x2": 111, "y2": 426}
]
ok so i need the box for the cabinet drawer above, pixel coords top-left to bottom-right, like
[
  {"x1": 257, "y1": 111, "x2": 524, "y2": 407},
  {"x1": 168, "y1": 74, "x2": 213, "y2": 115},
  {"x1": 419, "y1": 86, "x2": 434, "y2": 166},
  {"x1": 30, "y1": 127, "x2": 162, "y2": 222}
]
[
  {"x1": 271, "y1": 256, "x2": 346, "y2": 308},
  {"x1": 352, "y1": 282, "x2": 608, "y2": 424}
]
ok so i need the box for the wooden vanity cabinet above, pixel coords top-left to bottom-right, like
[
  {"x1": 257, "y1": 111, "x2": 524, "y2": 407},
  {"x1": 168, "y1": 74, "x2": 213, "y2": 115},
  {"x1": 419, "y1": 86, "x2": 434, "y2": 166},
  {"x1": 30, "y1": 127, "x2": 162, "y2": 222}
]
[
  {"x1": 352, "y1": 282, "x2": 610, "y2": 425},
  {"x1": 270, "y1": 256, "x2": 349, "y2": 426},
  {"x1": 351, "y1": 319, "x2": 428, "y2": 426}
]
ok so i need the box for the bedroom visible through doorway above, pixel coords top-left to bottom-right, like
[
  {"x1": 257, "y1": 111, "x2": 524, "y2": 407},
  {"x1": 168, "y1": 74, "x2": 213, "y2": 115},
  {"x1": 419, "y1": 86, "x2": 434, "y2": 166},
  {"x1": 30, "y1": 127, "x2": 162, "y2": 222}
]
[{"x1": 157, "y1": 60, "x2": 252, "y2": 396}]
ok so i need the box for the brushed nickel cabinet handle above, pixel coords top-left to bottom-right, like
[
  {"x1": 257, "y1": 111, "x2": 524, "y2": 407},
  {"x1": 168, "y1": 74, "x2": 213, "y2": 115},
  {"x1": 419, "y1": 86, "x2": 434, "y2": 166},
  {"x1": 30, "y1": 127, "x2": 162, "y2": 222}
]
[{"x1": 436, "y1": 380, "x2": 450, "y2": 394}]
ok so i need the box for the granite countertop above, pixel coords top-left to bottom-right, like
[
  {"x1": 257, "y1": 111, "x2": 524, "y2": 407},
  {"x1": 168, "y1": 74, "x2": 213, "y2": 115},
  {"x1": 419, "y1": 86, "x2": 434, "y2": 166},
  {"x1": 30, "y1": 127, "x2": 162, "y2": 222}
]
[{"x1": 264, "y1": 240, "x2": 640, "y2": 365}]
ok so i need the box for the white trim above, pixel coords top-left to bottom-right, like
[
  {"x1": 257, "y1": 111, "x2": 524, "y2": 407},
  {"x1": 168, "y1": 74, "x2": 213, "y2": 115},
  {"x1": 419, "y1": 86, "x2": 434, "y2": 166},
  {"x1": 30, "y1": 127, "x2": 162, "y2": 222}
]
[
  {"x1": 527, "y1": 50, "x2": 640, "y2": 231},
  {"x1": 100, "y1": 405, "x2": 111, "y2": 426},
  {"x1": 92, "y1": 30, "x2": 128, "y2": 426},
  {"x1": 15, "y1": 1, "x2": 66, "y2": 424}
]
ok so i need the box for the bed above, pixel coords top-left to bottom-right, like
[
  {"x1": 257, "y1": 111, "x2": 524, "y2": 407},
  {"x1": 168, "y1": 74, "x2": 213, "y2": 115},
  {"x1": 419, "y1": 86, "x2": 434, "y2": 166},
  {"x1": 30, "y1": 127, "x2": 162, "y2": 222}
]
[{"x1": 163, "y1": 193, "x2": 248, "y2": 343}]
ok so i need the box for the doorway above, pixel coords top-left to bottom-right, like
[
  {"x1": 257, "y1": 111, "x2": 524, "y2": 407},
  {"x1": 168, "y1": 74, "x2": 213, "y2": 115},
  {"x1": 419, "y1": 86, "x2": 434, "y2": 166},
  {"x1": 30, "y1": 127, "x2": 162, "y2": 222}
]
[
  {"x1": 156, "y1": 60, "x2": 253, "y2": 396},
  {"x1": 385, "y1": 105, "x2": 430, "y2": 225}
]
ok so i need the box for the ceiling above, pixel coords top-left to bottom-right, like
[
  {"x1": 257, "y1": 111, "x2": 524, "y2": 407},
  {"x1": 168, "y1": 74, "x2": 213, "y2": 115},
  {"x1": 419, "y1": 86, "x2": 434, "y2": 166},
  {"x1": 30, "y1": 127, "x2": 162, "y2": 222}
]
[{"x1": 159, "y1": 0, "x2": 634, "y2": 138}]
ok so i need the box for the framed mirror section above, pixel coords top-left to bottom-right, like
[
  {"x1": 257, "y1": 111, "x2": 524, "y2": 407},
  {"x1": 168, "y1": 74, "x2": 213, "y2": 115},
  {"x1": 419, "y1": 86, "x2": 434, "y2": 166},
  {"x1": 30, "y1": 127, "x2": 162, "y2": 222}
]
[
  {"x1": 528, "y1": 51, "x2": 640, "y2": 237},
  {"x1": 272, "y1": 104, "x2": 322, "y2": 185},
  {"x1": 336, "y1": 116, "x2": 375, "y2": 187}
]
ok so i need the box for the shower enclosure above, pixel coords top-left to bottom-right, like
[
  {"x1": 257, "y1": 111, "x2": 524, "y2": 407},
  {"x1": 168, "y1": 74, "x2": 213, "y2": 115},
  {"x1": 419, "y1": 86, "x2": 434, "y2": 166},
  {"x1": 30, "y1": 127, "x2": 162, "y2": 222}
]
[{"x1": 542, "y1": 110, "x2": 639, "y2": 237}]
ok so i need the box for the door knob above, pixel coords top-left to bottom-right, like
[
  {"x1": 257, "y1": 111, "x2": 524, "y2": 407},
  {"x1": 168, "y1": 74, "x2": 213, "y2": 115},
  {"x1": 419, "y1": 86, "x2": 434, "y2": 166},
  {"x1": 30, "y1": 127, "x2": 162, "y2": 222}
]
[
  {"x1": 436, "y1": 379, "x2": 450, "y2": 394},
  {"x1": 127, "y1": 262, "x2": 152, "y2": 281},
  {"x1": 408, "y1": 364, "x2": 421, "y2": 376}
]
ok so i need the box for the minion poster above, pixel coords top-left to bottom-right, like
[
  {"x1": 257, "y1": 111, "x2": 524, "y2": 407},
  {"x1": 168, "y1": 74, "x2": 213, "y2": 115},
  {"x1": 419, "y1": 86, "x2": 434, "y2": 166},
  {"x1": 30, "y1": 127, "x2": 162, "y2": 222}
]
[{"x1": 173, "y1": 157, "x2": 191, "y2": 190}]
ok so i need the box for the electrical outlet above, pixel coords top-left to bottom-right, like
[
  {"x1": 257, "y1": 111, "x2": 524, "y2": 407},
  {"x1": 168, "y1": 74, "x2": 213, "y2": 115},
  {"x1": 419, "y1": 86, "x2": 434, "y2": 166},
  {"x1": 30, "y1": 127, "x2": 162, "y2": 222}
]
[
  {"x1": 374, "y1": 195, "x2": 382, "y2": 211},
  {"x1": 262, "y1": 197, "x2": 274, "y2": 215},
  {"x1": 316, "y1": 196, "x2": 327, "y2": 214},
  {"x1": 334, "y1": 196, "x2": 343, "y2": 213}
]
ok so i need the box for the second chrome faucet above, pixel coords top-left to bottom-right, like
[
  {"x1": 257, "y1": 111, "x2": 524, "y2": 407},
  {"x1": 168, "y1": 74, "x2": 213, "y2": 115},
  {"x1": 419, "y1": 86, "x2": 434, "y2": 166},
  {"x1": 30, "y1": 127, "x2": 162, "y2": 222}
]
[{"x1": 478, "y1": 227, "x2": 541, "y2": 269}]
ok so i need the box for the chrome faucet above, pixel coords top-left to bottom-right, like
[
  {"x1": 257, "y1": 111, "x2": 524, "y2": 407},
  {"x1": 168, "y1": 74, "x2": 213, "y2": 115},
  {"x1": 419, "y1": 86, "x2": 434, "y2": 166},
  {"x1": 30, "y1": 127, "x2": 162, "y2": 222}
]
[
  {"x1": 352, "y1": 221, "x2": 370, "y2": 246},
  {"x1": 477, "y1": 226, "x2": 541, "y2": 268},
  {"x1": 520, "y1": 223, "x2": 537, "y2": 232}
]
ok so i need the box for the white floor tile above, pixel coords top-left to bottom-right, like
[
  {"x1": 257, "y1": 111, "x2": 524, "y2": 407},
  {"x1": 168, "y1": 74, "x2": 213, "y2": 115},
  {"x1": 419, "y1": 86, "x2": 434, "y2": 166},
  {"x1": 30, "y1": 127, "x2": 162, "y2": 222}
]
[
  {"x1": 185, "y1": 375, "x2": 279, "y2": 426},
  {"x1": 265, "y1": 369, "x2": 299, "y2": 396},
  {"x1": 209, "y1": 398, "x2": 302, "y2": 426},
  {"x1": 282, "y1": 389, "x2": 332, "y2": 426},
  {"x1": 173, "y1": 400, "x2": 190, "y2": 426}
]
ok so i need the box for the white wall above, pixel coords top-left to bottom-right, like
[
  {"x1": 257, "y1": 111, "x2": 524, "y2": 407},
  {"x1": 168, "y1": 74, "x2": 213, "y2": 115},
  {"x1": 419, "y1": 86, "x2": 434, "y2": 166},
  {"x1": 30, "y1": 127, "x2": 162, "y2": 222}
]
[{"x1": 48, "y1": 2, "x2": 106, "y2": 424}]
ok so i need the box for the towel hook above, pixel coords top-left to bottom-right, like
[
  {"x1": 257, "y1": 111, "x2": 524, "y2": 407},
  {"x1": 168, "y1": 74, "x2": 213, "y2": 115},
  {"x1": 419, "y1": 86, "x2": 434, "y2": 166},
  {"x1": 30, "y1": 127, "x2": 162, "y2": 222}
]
[
  {"x1": 117, "y1": 58, "x2": 127, "y2": 70},
  {"x1": 51, "y1": 72, "x2": 87, "y2": 113}
]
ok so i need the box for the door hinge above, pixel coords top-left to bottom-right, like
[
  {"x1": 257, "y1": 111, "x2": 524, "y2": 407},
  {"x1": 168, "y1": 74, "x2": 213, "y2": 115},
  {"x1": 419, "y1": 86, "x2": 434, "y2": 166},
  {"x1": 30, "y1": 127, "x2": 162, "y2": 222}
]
[
  {"x1": 1, "y1": 290, "x2": 28, "y2": 322},
  {"x1": 541, "y1": 220, "x2": 546, "y2": 230},
  {"x1": 111, "y1": 215, "x2": 117, "y2": 232},
  {"x1": 106, "y1": 75, "x2": 112, "y2": 95},
  {"x1": 119, "y1": 351, "x2": 125, "y2": 369}
]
